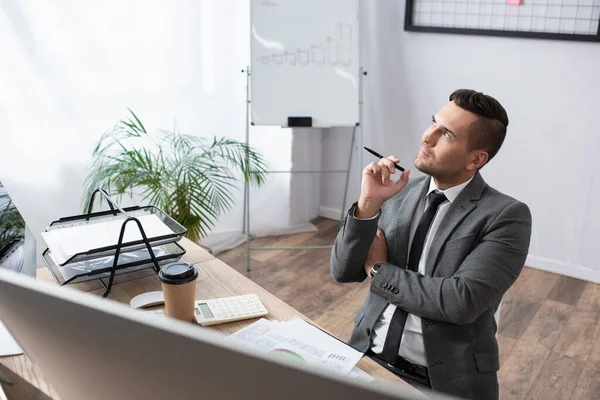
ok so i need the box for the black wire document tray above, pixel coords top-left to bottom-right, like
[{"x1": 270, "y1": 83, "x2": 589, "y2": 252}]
[
  {"x1": 41, "y1": 189, "x2": 188, "y2": 297},
  {"x1": 41, "y1": 206, "x2": 186, "y2": 266},
  {"x1": 42, "y1": 241, "x2": 185, "y2": 285}
]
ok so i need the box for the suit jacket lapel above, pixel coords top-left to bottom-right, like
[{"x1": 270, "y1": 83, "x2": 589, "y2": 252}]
[
  {"x1": 393, "y1": 176, "x2": 430, "y2": 269},
  {"x1": 425, "y1": 172, "x2": 487, "y2": 276}
]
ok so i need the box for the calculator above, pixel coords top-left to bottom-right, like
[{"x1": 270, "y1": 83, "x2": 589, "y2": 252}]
[{"x1": 194, "y1": 294, "x2": 268, "y2": 326}]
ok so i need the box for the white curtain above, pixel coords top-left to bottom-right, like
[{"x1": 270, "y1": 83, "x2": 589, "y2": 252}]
[{"x1": 0, "y1": 0, "x2": 316, "y2": 261}]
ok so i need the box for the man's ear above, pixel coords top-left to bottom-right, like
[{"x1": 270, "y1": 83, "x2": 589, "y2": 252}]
[{"x1": 467, "y1": 150, "x2": 489, "y2": 170}]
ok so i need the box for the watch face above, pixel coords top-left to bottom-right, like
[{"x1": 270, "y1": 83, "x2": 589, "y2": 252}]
[{"x1": 370, "y1": 263, "x2": 382, "y2": 278}]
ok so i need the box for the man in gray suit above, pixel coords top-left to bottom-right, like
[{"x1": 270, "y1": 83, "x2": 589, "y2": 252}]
[{"x1": 331, "y1": 89, "x2": 532, "y2": 399}]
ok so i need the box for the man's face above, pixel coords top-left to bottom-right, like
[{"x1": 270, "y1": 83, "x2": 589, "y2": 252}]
[{"x1": 414, "y1": 101, "x2": 480, "y2": 179}]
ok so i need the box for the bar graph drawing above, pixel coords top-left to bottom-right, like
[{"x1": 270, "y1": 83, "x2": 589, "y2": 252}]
[
  {"x1": 328, "y1": 353, "x2": 347, "y2": 361},
  {"x1": 257, "y1": 24, "x2": 353, "y2": 66},
  {"x1": 250, "y1": 0, "x2": 360, "y2": 127}
]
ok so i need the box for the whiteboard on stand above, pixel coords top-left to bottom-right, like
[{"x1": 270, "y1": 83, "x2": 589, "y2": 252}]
[{"x1": 250, "y1": 0, "x2": 360, "y2": 128}]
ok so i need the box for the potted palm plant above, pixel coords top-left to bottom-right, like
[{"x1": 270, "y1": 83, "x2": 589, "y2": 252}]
[{"x1": 84, "y1": 109, "x2": 267, "y2": 242}]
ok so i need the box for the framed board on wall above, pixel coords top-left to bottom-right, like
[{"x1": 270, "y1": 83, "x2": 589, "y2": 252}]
[
  {"x1": 405, "y1": 0, "x2": 600, "y2": 42},
  {"x1": 250, "y1": 0, "x2": 360, "y2": 127}
]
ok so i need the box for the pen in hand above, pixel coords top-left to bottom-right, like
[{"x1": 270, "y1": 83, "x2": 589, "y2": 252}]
[{"x1": 363, "y1": 147, "x2": 405, "y2": 172}]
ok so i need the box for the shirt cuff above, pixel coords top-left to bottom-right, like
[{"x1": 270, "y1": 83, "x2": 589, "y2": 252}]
[{"x1": 351, "y1": 204, "x2": 380, "y2": 220}]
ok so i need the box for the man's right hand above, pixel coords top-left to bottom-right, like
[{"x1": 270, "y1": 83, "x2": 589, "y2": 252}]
[{"x1": 356, "y1": 156, "x2": 410, "y2": 218}]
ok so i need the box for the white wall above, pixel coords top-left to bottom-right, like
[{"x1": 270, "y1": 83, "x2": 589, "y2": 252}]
[
  {"x1": 320, "y1": 0, "x2": 600, "y2": 283},
  {"x1": 289, "y1": 129, "x2": 322, "y2": 227},
  {"x1": 318, "y1": 126, "x2": 361, "y2": 221}
]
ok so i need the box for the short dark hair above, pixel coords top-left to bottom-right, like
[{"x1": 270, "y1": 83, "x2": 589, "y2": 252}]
[{"x1": 449, "y1": 89, "x2": 508, "y2": 163}]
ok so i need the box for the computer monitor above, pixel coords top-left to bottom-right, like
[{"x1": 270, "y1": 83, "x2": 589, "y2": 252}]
[{"x1": 0, "y1": 271, "x2": 455, "y2": 400}]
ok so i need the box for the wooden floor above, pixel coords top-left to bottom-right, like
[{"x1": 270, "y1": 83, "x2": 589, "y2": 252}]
[{"x1": 219, "y1": 217, "x2": 600, "y2": 400}]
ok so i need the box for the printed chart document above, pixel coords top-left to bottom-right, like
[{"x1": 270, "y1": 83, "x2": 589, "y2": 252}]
[
  {"x1": 227, "y1": 316, "x2": 370, "y2": 380},
  {"x1": 0, "y1": 319, "x2": 22, "y2": 357}
]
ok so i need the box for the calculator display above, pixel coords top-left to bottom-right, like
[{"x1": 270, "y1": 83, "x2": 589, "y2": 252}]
[{"x1": 197, "y1": 302, "x2": 214, "y2": 318}]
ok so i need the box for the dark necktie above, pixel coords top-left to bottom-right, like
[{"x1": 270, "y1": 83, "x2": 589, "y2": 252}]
[{"x1": 381, "y1": 191, "x2": 448, "y2": 363}]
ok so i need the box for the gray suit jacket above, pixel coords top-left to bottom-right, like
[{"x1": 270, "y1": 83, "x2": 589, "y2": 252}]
[{"x1": 330, "y1": 172, "x2": 532, "y2": 400}]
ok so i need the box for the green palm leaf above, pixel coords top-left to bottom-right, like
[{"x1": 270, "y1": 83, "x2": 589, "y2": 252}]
[{"x1": 83, "y1": 109, "x2": 268, "y2": 242}]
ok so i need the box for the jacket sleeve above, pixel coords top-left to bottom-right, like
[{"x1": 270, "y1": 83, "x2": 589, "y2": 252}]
[
  {"x1": 369, "y1": 201, "x2": 532, "y2": 325},
  {"x1": 330, "y1": 202, "x2": 380, "y2": 283}
]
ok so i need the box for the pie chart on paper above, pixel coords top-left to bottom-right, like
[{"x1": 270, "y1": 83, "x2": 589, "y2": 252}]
[{"x1": 270, "y1": 348, "x2": 306, "y2": 364}]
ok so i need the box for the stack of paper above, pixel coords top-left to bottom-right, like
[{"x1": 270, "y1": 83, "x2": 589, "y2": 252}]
[
  {"x1": 41, "y1": 213, "x2": 174, "y2": 265},
  {"x1": 55, "y1": 244, "x2": 175, "y2": 280},
  {"x1": 227, "y1": 316, "x2": 373, "y2": 382}
]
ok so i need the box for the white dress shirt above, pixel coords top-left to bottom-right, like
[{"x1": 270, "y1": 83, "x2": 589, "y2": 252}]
[{"x1": 370, "y1": 176, "x2": 474, "y2": 367}]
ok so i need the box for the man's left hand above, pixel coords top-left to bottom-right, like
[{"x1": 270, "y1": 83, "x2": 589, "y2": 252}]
[{"x1": 364, "y1": 228, "x2": 388, "y2": 276}]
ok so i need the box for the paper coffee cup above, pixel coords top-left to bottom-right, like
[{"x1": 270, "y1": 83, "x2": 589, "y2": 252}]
[{"x1": 157, "y1": 262, "x2": 198, "y2": 322}]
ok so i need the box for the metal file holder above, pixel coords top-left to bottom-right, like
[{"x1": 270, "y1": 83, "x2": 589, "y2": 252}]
[{"x1": 42, "y1": 189, "x2": 187, "y2": 297}]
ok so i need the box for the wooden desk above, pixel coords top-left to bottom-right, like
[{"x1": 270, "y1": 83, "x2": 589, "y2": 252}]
[{"x1": 0, "y1": 239, "x2": 422, "y2": 399}]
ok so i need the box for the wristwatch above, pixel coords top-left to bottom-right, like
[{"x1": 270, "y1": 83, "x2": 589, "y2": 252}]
[{"x1": 369, "y1": 262, "x2": 384, "y2": 278}]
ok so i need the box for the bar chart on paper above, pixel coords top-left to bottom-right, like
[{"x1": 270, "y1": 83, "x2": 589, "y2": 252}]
[{"x1": 250, "y1": 0, "x2": 360, "y2": 127}]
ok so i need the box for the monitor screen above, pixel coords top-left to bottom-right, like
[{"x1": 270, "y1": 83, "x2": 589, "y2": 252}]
[{"x1": 0, "y1": 182, "x2": 36, "y2": 276}]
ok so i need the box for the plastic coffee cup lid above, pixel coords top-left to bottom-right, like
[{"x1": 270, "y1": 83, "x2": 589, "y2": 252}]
[{"x1": 157, "y1": 262, "x2": 198, "y2": 285}]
